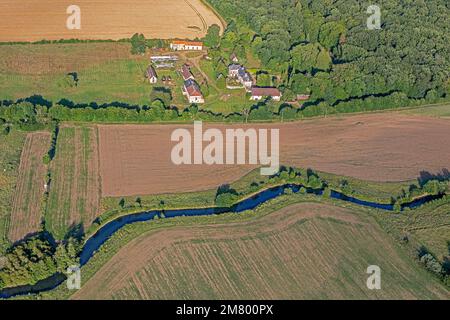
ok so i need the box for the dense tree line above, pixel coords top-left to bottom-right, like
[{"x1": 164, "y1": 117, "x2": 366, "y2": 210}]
[
  {"x1": 0, "y1": 92, "x2": 443, "y2": 128},
  {"x1": 0, "y1": 235, "x2": 80, "y2": 289},
  {"x1": 208, "y1": 0, "x2": 450, "y2": 108}
]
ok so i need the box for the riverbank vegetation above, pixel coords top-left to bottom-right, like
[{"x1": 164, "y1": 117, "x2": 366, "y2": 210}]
[
  {"x1": 0, "y1": 234, "x2": 80, "y2": 289},
  {"x1": 83, "y1": 166, "x2": 449, "y2": 243}
]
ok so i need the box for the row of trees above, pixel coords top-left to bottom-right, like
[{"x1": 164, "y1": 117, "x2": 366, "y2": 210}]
[
  {"x1": 1, "y1": 89, "x2": 442, "y2": 127},
  {"x1": 214, "y1": 167, "x2": 326, "y2": 207}
]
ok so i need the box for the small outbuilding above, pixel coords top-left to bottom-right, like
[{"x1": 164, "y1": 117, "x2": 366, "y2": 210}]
[{"x1": 146, "y1": 66, "x2": 158, "y2": 84}]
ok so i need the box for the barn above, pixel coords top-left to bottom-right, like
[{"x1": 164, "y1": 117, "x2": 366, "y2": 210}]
[{"x1": 170, "y1": 40, "x2": 203, "y2": 51}]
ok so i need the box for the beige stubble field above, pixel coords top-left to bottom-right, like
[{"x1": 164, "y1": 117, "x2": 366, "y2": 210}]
[
  {"x1": 0, "y1": 0, "x2": 223, "y2": 42},
  {"x1": 98, "y1": 113, "x2": 450, "y2": 197}
]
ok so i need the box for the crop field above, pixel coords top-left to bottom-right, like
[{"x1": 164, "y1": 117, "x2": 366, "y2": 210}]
[
  {"x1": 71, "y1": 202, "x2": 448, "y2": 300},
  {"x1": 0, "y1": 130, "x2": 27, "y2": 252},
  {"x1": 98, "y1": 112, "x2": 450, "y2": 197},
  {"x1": 8, "y1": 132, "x2": 51, "y2": 242},
  {"x1": 45, "y1": 125, "x2": 101, "y2": 239},
  {"x1": 0, "y1": 0, "x2": 223, "y2": 42}
]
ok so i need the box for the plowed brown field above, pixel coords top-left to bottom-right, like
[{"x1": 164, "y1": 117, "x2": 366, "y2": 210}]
[
  {"x1": 71, "y1": 202, "x2": 449, "y2": 299},
  {"x1": 0, "y1": 0, "x2": 223, "y2": 42},
  {"x1": 8, "y1": 132, "x2": 51, "y2": 242},
  {"x1": 98, "y1": 113, "x2": 450, "y2": 197}
]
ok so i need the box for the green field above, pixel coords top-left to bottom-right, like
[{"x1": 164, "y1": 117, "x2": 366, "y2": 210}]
[
  {"x1": 0, "y1": 130, "x2": 27, "y2": 253},
  {"x1": 0, "y1": 42, "x2": 255, "y2": 115},
  {"x1": 401, "y1": 104, "x2": 450, "y2": 118}
]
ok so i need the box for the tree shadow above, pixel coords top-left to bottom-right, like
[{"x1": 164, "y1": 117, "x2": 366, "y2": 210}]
[
  {"x1": 216, "y1": 184, "x2": 238, "y2": 197},
  {"x1": 417, "y1": 169, "x2": 450, "y2": 187},
  {"x1": 16, "y1": 95, "x2": 53, "y2": 108},
  {"x1": 64, "y1": 223, "x2": 85, "y2": 242},
  {"x1": 56, "y1": 98, "x2": 141, "y2": 111},
  {"x1": 11, "y1": 230, "x2": 57, "y2": 249}
]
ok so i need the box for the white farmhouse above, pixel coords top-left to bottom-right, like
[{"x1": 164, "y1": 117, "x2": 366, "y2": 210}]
[{"x1": 170, "y1": 40, "x2": 203, "y2": 51}]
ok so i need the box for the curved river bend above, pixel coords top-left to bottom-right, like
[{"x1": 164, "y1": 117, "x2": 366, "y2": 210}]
[{"x1": 0, "y1": 184, "x2": 444, "y2": 299}]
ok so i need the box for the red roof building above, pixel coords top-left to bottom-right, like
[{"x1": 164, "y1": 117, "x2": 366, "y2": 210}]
[
  {"x1": 183, "y1": 79, "x2": 204, "y2": 104},
  {"x1": 250, "y1": 87, "x2": 282, "y2": 101},
  {"x1": 181, "y1": 64, "x2": 194, "y2": 81}
]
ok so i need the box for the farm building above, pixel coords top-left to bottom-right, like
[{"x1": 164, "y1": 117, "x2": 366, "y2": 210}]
[
  {"x1": 146, "y1": 66, "x2": 158, "y2": 84},
  {"x1": 170, "y1": 40, "x2": 203, "y2": 51},
  {"x1": 228, "y1": 64, "x2": 253, "y2": 91},
  {"x1": 230, "y1": 52, "x2": 239, "y2": 63},
  {"x1": 150, "y1": 55, "x2": 178, "y2": 62},
  {"x1": 183, "y1": 79, "x2": 204, "y2": 104},
  {"x1": 181, "y1": 64, "x2": 195, "y2": 81},
  {"x1": 250, "y1": 87, "x2": 282, "y2": 101}
]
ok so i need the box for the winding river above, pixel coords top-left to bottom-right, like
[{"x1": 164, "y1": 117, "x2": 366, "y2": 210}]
[{"x1": 0, "y1": 184, "x2": 445, "y2": 299}]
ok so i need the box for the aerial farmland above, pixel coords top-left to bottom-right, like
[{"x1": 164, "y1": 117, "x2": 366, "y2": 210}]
[{"x1": 0, "y1": 0, "x2": 449, "y2": 307}]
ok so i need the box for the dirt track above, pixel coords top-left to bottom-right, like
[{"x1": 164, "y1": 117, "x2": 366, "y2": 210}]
[
  {"x1": 98, "y1": 113, "x2": 450, "y2": 197},
  {"x1": 0, "y1": 0, "x2": 223, "y2": 42},
  {"x1": 71, "y1": 202, "x2": 449, "y2": 300}
]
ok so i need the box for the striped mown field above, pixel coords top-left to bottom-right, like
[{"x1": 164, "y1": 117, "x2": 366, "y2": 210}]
[
  {"x1": 8, "y1": 132, "x2": 51, "y2": 242},
  {"x1": 45, "y1": 125, "x2": 101, "y2": 239}
]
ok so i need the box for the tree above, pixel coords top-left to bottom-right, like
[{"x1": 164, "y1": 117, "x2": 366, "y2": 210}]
[
  {"x1": 130, "y1": 33, "x2": 147, "y2": 55},
  {"x1": 318, "y1": 21, "x2": 346, "y2": 50},
  {"x1": 215, "y1": 185, "x2": 239, "y2": 207},
  {"x1": 203, "y1": 24, "x2": 221, "y2": 48}
]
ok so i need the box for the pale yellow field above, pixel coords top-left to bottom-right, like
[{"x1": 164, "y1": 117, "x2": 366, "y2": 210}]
[{"x1": 0, "y1": 0, "x2": 224, "y2": 42}]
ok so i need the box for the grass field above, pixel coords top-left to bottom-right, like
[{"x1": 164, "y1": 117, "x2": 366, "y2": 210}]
[
  {"x1": 401, "y1": 104, "x2": 450, "y2": 118},
  {"x1": 0, "y1": 0, "x2": 223, "y2": 42},
  {"x1": 8, "y1": 132, "x2": 51, "y2": 242},
  {"x1": 71, "y1": 201, "x2": 448, "y2": 299},
  {"x1": 0, "y1": 130, "x2": 27, "y2": 252},
  {"x1": 45, "y1": 125, "x2": 101, "y2": 239}
]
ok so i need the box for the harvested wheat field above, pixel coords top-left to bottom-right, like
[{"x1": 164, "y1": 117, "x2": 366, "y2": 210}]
[
  {"x1": 0, "y1": 0, "x2": 223, "y2": 42},
  {"x1": 98, "y1": 113, "x2": 450, "y2": 197},
  {"x1": 71, "y1": 202, "x2": 448, "y2": 300},
  {"x1": 46, "y1": 126, "x2": 101, "y2": 239},
  {"x1": 7, "y1": 132, "x2": 51, "y2": 242}
]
